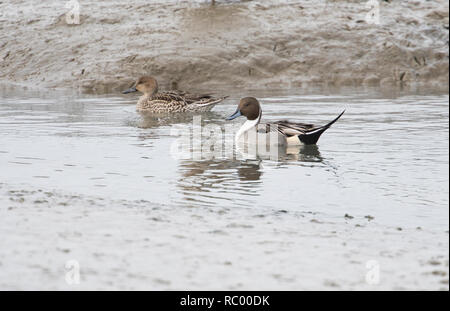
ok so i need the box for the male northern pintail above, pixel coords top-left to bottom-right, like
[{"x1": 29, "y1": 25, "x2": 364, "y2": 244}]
[
  {"x1": 122, "y1": 76, "x2": 227, "y2": 113},
  {"x1": 226, "y1": 97, "x2": 345, "y2": 146}
]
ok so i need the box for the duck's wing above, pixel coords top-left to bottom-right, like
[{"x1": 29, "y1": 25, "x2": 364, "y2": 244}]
[
  {"x1": 269, "y1": 110, "x2": 345, "y2": 144},
  {"x1": 191, "y1": 95, "x2": 228, "y2": 106},
  {"x1": 152, "y1": 92, "x2": 185, "y2": 103},
  {"x1": 184, "y1": 96, "x2": 228, "y2": 112},
  {"x1": 168, "y1": 91, "x2": 214, "y2": 102},
  {"x1": 257, "y1": 123, "x2": 288, "y2": 136},
  {"x1": 166, "y1": 90, "x2": 217, "y2": 102},
  {"x1": 270, "y1": 120, "x2": 315, "y2": 136},
  {"x1": 165, "y1": 90, "x2": 227, "y2": 107}
]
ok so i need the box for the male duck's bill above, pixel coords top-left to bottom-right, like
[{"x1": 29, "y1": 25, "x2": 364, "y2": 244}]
[
  {"x1": 226, "y1": 97, "x2": 345, "y2": 146},
  {"x1": 226, "y1": 109, "x2": 241, "y2": 120},
  {"x1": 122, "y1": 76, "x2": 227, "y2": 113}
]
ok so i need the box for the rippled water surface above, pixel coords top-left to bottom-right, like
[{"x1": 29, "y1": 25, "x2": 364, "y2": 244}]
[{"x1": 0, "y1": 87, "x2": 448, "y2": 230}]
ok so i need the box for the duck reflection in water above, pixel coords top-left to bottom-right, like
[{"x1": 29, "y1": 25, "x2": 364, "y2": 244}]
[
  {"x1": 137, "y1": 111, "x2": 222, "y2": 129},
  {"x1": 236, "y1": 142, "x2": 323, "y2": 163},
  {"x1": 285, "y1": 144, "x2": 323, "y2": 162},
  {"x1": 176, "y1": 145, "x2": 325, "y2": 199},
  {"x1": 177, "y1": 159, "x2": 263, "y2": 198}
]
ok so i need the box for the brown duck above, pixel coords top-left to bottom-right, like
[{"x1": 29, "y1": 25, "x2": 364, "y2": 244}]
[{"x1": 122, "y1": 76, "x2": 227, "y2": 113}]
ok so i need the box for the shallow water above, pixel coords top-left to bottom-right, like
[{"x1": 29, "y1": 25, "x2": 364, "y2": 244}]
[{"x1": 0, "y1": 87, "x2": 448, "y2": 231}]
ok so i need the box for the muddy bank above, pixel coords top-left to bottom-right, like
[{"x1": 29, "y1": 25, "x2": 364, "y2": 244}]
[
  {"x1": 0, "y1": 0, "x2": 449, "y2": 93},
  {"x1": 0, "y1": 183, "x2": 448, "y2": 290}
]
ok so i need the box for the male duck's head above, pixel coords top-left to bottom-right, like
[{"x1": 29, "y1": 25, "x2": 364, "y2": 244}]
[
  {"x1": 226, "y1": 97, "x2": 261, "y2": 121},
  {"x1": 122, "y1": 76, "x2": 158, "y2": 96}
]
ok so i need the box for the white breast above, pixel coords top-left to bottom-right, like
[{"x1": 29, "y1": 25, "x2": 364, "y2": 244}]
[
  {"x1": 236, "y1": 121, "x2": 287, "y2": 147},
  {"x1": 235, "y1": 119, "x2": 259, "y2": 142}
]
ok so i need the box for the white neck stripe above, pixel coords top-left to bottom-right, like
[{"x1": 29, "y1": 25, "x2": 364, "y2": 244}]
[{"x1": 235, "y1": 110, "x2": 262, "y2": 141}]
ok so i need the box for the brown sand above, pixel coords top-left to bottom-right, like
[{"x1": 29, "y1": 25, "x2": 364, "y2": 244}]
[{"x1": 0, "y1": 0, "x2": 448, "y2": 93}]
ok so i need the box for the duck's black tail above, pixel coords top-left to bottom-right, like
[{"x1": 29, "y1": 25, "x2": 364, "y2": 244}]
[{"x1": 298, "y1": 110, "x2": 345, "y2": 145}]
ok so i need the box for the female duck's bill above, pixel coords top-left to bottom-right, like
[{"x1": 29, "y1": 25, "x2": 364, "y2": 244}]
[
  {"x1": 226, "y1": 97, "x2": 345, "y2": 146},
  {"x1": 122, "y1": 86, "x2": 137, "y2": 94}
]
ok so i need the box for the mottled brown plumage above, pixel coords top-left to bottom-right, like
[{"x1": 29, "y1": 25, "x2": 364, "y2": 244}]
[{"x1": 122, "y1": 76, "x2": 227, "y2": 113}]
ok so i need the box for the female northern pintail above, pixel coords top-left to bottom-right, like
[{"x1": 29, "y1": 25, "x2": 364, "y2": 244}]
[
  {"x1": 226, "y1": 97, "x2": 345, "y2": 146},
  {"x1": 122, "y1": 76, "x2": 227, "y2": 113}
]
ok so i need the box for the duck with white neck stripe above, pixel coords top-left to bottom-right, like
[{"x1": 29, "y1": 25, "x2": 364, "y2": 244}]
[{"x1": 226, "y1": 97, "x2": 345, "y2": 146}]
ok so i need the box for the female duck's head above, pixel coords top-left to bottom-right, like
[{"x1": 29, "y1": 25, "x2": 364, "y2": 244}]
[
  {"x1": 122, "y1": 76, "x2": 158, "y2": 96},
  {"x1": 226, "y1": 97, "x2": 261, "y2": 121}
]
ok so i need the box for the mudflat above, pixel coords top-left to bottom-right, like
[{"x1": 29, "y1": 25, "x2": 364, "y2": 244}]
[{"x1": 0, "y1": 0, "x2": 448, "y2": 93}]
